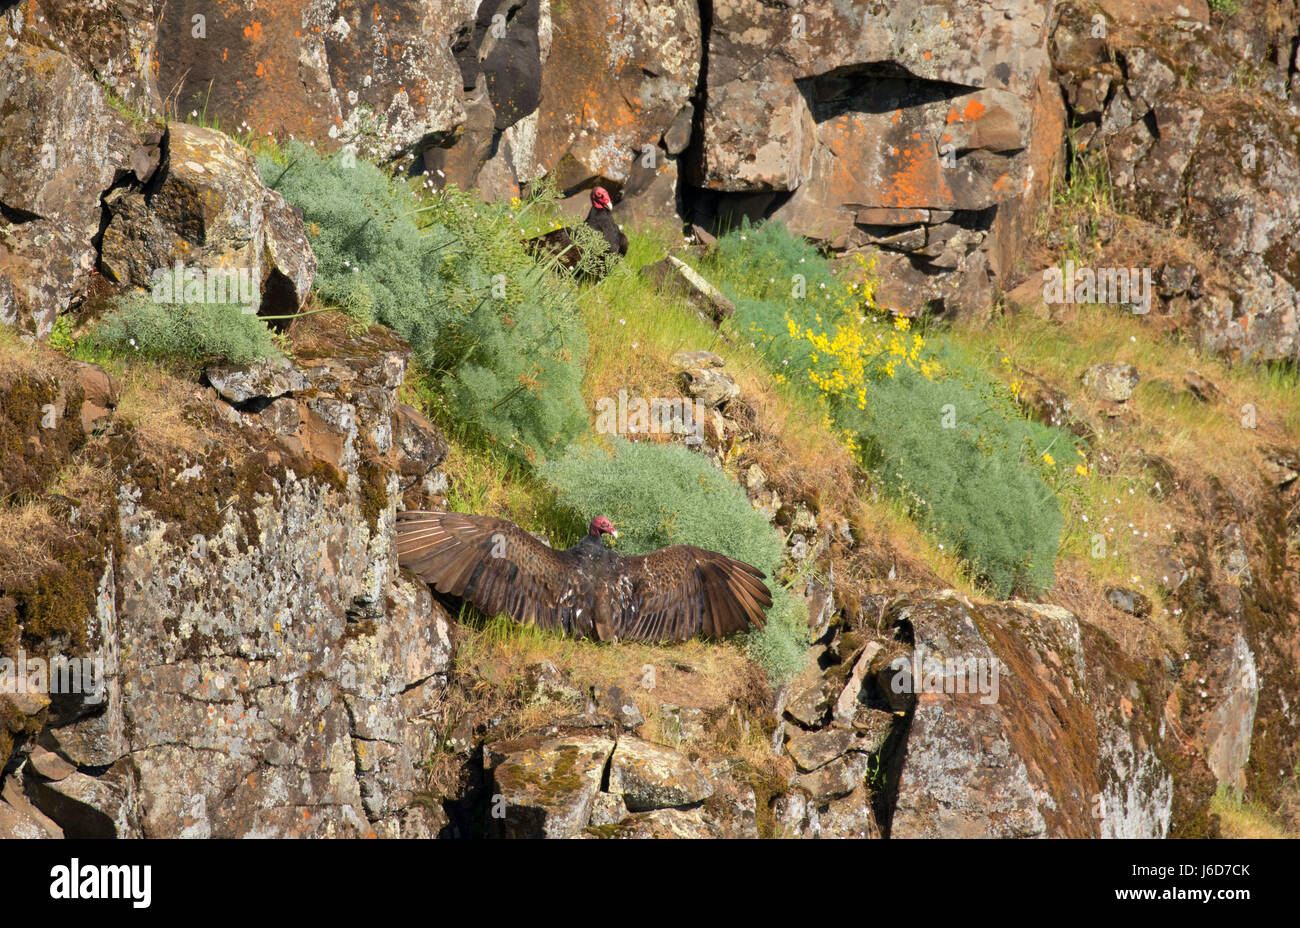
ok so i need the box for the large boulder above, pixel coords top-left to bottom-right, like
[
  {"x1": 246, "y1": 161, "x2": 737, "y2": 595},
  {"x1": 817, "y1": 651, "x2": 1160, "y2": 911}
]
[
  {"x1": 607, "y1": 736, "x2": 714, "y2": 812},
  {"x1": 99, "y1": 122, "x2": 317, "y2": 318},
  {"x1": 0, "y1": 34, "x2": 143, "y2": 337},
  {"x1": 153, "y1": 0, "x2": 468, "y2": 162},
  {"x1": 486, "y1": 734, "x2": 616, "y2": 838},
  {"x1": 687, "y1": 0, "x2": 1062, "y2": 318},
  {"x1": 521, "y1": 0, "x2": 700, "y2": 191},
  {"x1": 0, "y1": 39, "x2": 139, "y2": 241},
  {"x1": 0, "y1": 220, "x2": 96, "y2": 340},
  {"x1": 885, "y1": 594, "x2": 1179, "y2": 838}
]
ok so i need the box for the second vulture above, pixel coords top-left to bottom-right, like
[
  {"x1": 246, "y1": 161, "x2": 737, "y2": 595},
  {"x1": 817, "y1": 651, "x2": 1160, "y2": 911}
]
[
  {"x1": 395, "y1": 511, "x2": 771, "y2": 643},
  {"x1": 526, "y1": 186, "x2": 629, "y2": 278}
]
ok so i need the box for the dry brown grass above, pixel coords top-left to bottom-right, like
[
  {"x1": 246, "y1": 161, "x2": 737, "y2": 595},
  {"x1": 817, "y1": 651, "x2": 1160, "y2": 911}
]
[
  {"x1": 951, "y1": 273, "x2": 1300, "y2": 661},
  {"x1": 113, "y1": 363, "x2": 207, "y2": 459},
  {"x1": 0, "y1": 325, "x2": 41, "y2": 371},
  {"x1": 47, "y1": 458, "x2": 115, "y2": 522},
  {"x1": 0, "y1": 501, "x2": 60, "y2": 580},
  {"x1": 1211, "y1": 788, "x2": 1299, "y2": 839},
  {"x1": 439, "y1": 610, "x2": 781, "y2": 775}
]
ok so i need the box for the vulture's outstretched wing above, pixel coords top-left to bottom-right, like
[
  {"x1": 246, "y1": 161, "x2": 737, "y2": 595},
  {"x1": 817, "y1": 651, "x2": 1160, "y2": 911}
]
[
  {"x1": 396, "y1": 511, "x2": 772, "y2": 643},
  {"x1": 614, "y1": 546, "x2": 772, "y2": 643},
  {"x1": 395, "y1": 511, "x2": 591, "y2": 635}
]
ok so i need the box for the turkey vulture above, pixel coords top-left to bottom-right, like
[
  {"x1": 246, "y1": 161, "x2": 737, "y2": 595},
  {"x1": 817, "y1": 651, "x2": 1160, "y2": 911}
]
[
  {"x1": 395, "y1": 511, "x2": 771, "y2": 643},
  {"x1": 526, "y1": 186, "x2": 629, "y2": 278}
]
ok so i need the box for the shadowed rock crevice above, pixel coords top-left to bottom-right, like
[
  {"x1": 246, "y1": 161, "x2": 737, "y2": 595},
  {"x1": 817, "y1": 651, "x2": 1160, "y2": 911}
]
[{"x1": 0, "y1": 200, "x2": 42, "y2": 224}]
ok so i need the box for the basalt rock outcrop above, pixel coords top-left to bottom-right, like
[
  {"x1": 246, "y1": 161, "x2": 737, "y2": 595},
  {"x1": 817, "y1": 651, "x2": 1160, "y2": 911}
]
[
  {"x1": 1050, "y1": 2, "x2": 1300, "y2": 363},
  {"x1": 1, "y1": 321, "x2": 455, "y2": 837},
  {"x1": 9, "y1": 0, "x2": 1063, "y2": 317},
  {"x1": 3, "y1": 0, "x2": 1299, "y2": 840},
  {"x1": 11, "y1": 0, "x2": 1300, "y2": 343},
  {"x1": 1, "y1": 9, "x2": 316, "y2": 338}
]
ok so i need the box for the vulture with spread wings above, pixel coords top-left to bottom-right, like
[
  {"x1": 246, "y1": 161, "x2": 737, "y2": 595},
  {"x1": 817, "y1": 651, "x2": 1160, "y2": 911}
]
[{"x1": 395, "y1": 511, "x2": 771, "y2": 643}]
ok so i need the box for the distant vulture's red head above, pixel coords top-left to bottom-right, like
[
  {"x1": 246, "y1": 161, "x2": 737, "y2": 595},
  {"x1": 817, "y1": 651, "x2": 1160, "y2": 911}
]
[
  {"x1": 590, "y1": 186, "x2": 613, "y2": 210},
  {"x1": 589, "y1": 516, "x2": 618, "y2": 538}
]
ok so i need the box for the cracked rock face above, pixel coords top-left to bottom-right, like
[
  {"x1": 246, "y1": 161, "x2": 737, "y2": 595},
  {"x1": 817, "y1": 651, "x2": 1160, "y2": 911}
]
[
  {"x1": 150, "y1": 0, "x2": 468, "y2": 163},
  {"x1": 22, "y1": 0, "x2": 162, "y2": 113},
  {"x1": 0, "y1": 32, "x2": 141, "y2": 337},
  {"x1": 1053, "y1": 3, "x2": 1300, "y2": 363},
  {"x1": 1, "y1": 321, "x2": 455, "y2": 838},
  {"x1": 486, "y1": 734, "x2": 617, "y2": 839}
]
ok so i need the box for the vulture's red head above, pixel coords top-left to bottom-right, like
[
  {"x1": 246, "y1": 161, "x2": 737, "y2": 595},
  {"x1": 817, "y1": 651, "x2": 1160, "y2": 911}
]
[
  {"x1": 590, "y1": 186, "x2": 613, "y2": 211},
  {"x1": 589, "y1": 516, "x2": 618, "y2": 539}
]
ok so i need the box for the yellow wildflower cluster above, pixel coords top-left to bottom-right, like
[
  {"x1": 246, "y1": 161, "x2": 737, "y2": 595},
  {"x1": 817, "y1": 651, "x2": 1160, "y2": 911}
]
[{"x1": 782, "y1": 258, "x2": 940, "y2": 412}]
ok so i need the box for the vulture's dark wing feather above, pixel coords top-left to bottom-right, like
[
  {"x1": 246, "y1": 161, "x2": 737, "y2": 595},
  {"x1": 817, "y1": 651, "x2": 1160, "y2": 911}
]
[
  {"x1": 395, "y1": 511, "x2": 593, "y2": 635},
  {"x1": 525, "y1": 227, "x2": 583, "y2": 269},
  {"x1": 615, "y1": 546, "x2": 772, "y2": 643}
]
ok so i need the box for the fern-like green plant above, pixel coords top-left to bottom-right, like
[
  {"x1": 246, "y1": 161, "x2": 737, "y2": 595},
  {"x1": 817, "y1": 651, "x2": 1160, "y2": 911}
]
[{"x1": 259, "y1": 144, "x2": 589, "y2": 467}]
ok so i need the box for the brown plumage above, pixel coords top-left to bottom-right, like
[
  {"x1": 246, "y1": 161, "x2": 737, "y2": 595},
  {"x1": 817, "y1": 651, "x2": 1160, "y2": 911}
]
[
  {"x1": 525, "y1": 186, "x2": 629, "y2": 278},
  {"x1": 395, "y1": 511, "x2": 771, "y2": 643}
]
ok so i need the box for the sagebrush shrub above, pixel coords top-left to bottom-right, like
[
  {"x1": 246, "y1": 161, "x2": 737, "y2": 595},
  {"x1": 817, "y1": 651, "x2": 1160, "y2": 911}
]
[
  {"x1": 86, "y1": 295, "x2": 279, "y2": 366},
  {"x1": 259, "y1": 144, "x2": 588, "y2": 466},
  {"x1": 542, "y1": 438, "x2": 809, "y2": 681}
]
